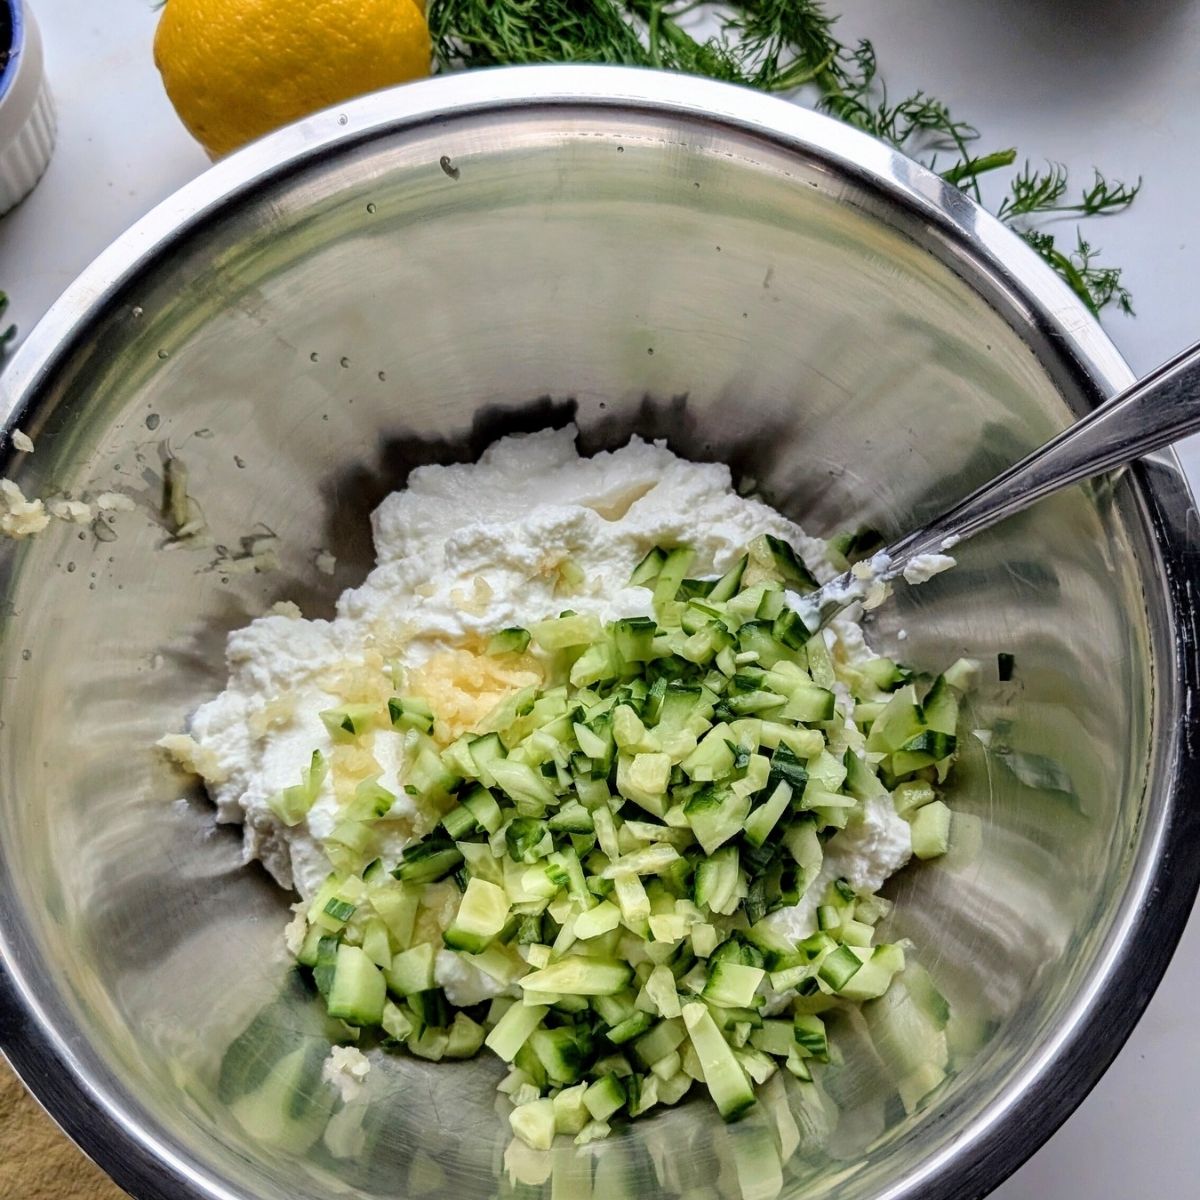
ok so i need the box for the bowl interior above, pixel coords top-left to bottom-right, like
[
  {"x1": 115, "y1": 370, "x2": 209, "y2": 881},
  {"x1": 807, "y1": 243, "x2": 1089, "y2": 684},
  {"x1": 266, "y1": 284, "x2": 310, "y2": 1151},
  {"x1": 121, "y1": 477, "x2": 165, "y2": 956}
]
[{"x1": 0, "y1": 76, "x2": 1181, "y2": 1200}]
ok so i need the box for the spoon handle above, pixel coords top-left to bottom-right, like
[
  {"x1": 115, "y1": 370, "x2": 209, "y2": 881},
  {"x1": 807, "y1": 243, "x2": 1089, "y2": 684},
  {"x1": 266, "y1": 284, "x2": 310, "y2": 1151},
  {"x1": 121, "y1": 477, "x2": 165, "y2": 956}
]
[{"x1": 884, "y1": 337, "x2": 1200, "y2": 569}]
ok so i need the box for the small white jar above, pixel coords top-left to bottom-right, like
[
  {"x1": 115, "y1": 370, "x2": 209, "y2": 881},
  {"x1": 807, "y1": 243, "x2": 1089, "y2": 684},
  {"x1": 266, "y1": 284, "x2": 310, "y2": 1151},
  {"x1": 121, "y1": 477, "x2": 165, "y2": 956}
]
[{"x1": 0, "y1": 0, "x2": 54, "y2": 216}]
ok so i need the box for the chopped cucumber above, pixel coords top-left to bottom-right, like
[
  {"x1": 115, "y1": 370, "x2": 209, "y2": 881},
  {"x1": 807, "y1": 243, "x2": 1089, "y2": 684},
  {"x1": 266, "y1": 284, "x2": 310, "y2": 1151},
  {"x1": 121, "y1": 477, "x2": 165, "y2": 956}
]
[
  {"x1": 910, "y1": 800, "x2": 952, "y2": 859},
  {"x1": 443, "y1": 878, "x2": 511, "y2": 953},
  {"x1": 486, "y1": 1002, "x2": 550, "y2": 1062},
  {"x1": 702, "y1": 961, "x2": 765, "y2": 1009},
  {"x1": 519, "y1": 958, "x2": 632, "y2": 996},
  {"x1": 326, "y1": 945, "x2": 386, "y2": 1027},
  {"x1": 276, "y1": 529, "x2": 972, "y2": 1137},
  {"x1": 682, "y1": 1002, "x2": 756, "y2": 1120},
  {"x1": 488, "y1": 627, "x2": 532, "y2": 656},
  {"x1": 584, "y1": 1074, "x2": 627, "y2": 1121},
  {"x1": 385, "y1": 943, "x2": 435, "y2": 997},
  {"x1": 509, "y1": 1097, "x2": 557, "y2": 1150}
]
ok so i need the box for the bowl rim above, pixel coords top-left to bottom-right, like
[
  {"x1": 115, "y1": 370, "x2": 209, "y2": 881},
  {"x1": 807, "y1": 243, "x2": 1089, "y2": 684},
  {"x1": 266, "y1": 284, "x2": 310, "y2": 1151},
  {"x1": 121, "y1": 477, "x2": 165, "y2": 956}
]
[{"x1": 1, "y1": 64, "x2": 1198, "y2": 1200}]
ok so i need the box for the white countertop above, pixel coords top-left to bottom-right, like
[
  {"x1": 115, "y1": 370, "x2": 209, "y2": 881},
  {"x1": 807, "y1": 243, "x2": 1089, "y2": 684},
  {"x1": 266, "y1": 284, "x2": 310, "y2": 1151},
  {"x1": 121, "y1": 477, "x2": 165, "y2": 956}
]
[{"x1": 5, "y1": 2, "x2": 1198, "y2": 1196}]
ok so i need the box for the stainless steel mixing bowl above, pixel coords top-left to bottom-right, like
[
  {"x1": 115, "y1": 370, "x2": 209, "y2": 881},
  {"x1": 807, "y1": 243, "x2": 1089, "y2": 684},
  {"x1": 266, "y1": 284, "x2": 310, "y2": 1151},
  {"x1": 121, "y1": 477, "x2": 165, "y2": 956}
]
[{"x1": 1, "y1": 66, "x2": 1197, "y2": 1200}]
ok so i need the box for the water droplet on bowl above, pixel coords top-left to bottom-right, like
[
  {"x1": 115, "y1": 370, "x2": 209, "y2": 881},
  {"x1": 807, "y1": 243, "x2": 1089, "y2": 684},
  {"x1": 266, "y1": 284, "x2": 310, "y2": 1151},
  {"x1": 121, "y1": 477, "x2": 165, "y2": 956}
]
[
  {"x1": 366, "y1": 202, "x2": 377, "y2": 214},
  {"x1": 131, "y1": 306, "x2": 144, "y2": 319},
  {"x1": 145, "y1": 413, "x2": 160, "y2": 430},
  {"x1": 157, "y1": 349, "x2": 169, "y2": 360},
  {"x1": 310, "y1": 351, "x2": 319, "y2": 363},
  {"x1": 340, "y1": 356, "x2": 350, "y2": 368}
]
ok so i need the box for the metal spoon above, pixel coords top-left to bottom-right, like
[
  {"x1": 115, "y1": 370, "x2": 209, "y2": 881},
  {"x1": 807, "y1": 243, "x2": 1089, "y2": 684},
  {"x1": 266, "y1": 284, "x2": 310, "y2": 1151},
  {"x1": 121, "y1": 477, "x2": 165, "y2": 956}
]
[{"x1": 801, "y1": 339, "x2": 1200, "y2": 632}]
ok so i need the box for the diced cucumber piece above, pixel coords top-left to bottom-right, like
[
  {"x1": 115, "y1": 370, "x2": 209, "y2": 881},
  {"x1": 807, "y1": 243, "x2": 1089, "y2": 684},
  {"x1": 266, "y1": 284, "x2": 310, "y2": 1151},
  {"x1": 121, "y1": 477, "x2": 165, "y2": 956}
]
[
  {"x1": 440, "y1": 803, "x2": 478, "y2": 841},
  {"x1": 748, "y1": 534, "x2": 817, "y2": 591},
  {"x1": 607, "y1": 1011, "x2": 656, "y2": 1044},
  {"x1": 505, "y1": 817, "x2": 552, "y2": 864},
  {"x1": 836, "y1": 944, "x2": 905, "y2": 1002},
  {"x1": 313, "y1": 935, "x2": 340, "y2": 998},
  {"x1": 805, "y1": 634, "x2": 836, "y2": 689},
  {"x1": 693, "y1": 845, "x2": 741, "y2": 915},
  {"x1": 749, "y1": 1020, "x2": 796, "y2": 1058},
  {"x1": 575, "y1": 900, "x2": 621, "y2": 939},
  {"x1": 392, "y1": 839, "x2": 463, "y2": 885},
  {"x1": 388, "y1": 695, "x2": 435, "y2": 734},
  {"x1": 490, "y1": 759, "x2": 558, "y2": 814},
  {"x1": 553, "y1": 1082, "x2": 591, "y2": 1135},
  {"x1": 467, "y1": 731, "x2": 506, "y2": 787},
  {"x1": 629, "y1": 547, "x2": 667, "y2": 587},
  {"x1": 891, "y1": 730, "x2": 957, "y2": 776},
  {"x1": 866, "y1": 685, "x2": 924, "y2": 753},
  {"x1": 381, "y1": 999, "x2": 415, "y2": 1043},
  {"x1": 780, "y1": 685, "x2": 836, "y2": 723},
  {"x1": 910, "y1": 800, "x2": 951, "y2": 859},
  {"x1": 584, "y1": 1074, "x2": 627, "y2": 1122},
  {"x1": 703, "y1": 961, "x2": 765, "y2": 1009},
  {"x1": 600, "y1": 843, "x2": 681, "y2": 879},
  {"x1": 613, "y1": 872, "x2": 652, "y2": 927},
  {"x1": 268, "y1": 750, "x2": 327, "y2": 827},
  {"x1": 942, "y1": 657, "x2": 980, "y2": 692},
  {"x1": 461, "y1": 784, "x2": 505, "y2": 834},
  {"x1": 632, "y1": 1017, "x2": 687, "y2": 1068},
  {"x1": 443, "y1": 878, "x2": 511, "y2": 953},
  {"x1": 817, "y1": 944, "x2": 864, "y2": 992},
  {"x1": 644, "y1": 965, "x2": 682, "y2": 1019},
  {"x1": 682, "y1": 722, "x2": 737, "y2": 781},
  {"x1": 793, "y1": 1014, "x2": 829, "y2": 1060},
  {"x1": 519, "y1": 958, "x2": 632, "y2": 996},
  {"x1": 444, "y1": 1012, "x2": 487, "y2": 1059},
  {"x1": 843, "y1": 750, "x2": 887, "y2": 800},
  {"x1": 295, "y1": 923, "x2": 324, "y2": 968},
  {"x1": 326, "y1": 945, "x2": 386, "y2": 1027},
  {"x1": 362, "y1": 916, "x2": 393, "y2": 969},
  {"x1": 681, "y1": 1002, "x2": 756, "y2": 1120},
  {"x1": 617, "y1": 752, "x2": 672, "y2": 811},
  {"x1": 614, "y1": 617, "x2": 658, "y2": 663},
  {"x1": 743, "y1": 780, "x2": 793, "y2": 848},
  {"x1": 708, "y1": 555, "x2": 748, "y2": 603},
  {"x1": 529, "y1": 1027, "x2": 590, "y2": 1087},
  {"x1": 547, "y1": 800, "x2": 594, "y2": 833},
  {"x1": 510, "y1": 1098, "x2": 557, "y2": 1150},
  {"x1": 531, "y1": 612, "x2": 602, "y2": 651},
  {"x1": 652, "y1": 547, "x2": 694, "y2": 611},
  {"x1": 860, "y1": 657, "x2": 913, "y2": 692},
  {"x1": 487, "y1": 627, "x2": 532, "y2": 656},
  {"x1": 892, "y1": 778, "x2": 936, "y2": 817},
  {"x1": 485, "y1": 1002, "x2": 549, "y2": 1062},
  {"x1": 320, "y1": 704, "x2": 378, "y2": 739},
  {"x1": 904, "y1": 962, "x2": 952, "y2": 1029},
  {"x1": 685, "y1": 788, "x2": 750, "y2": 856},
  {"x1": 409, "y1": 1027, "x2": 450, "y2": 1061},
  {"x1": 384, "y1": 943, "x2": 435, "y2": 997}
]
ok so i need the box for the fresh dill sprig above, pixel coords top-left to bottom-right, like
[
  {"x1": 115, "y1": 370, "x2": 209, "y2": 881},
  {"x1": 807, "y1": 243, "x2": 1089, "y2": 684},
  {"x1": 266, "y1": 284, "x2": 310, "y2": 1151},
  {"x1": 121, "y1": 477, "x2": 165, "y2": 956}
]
[
  {"x1": 998, "y1": 162, "x2": 1142, "y2": 220},
  {"x1": 1022, "y1": 230, "x2": 1135, "y2": 316},
  {"x1": 428, "y1": 0, "x2": 1140, "y2": 315},
  {"x1": 429, "y1": 0, "x2": 652, "y2": 69}
]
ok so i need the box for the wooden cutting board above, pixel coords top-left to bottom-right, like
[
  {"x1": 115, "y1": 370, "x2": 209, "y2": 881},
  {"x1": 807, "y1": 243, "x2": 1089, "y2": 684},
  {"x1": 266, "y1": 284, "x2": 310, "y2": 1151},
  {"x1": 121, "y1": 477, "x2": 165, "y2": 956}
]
[{"x1": 0, "y1": 1058, "x2": 127, "y2": 1199}]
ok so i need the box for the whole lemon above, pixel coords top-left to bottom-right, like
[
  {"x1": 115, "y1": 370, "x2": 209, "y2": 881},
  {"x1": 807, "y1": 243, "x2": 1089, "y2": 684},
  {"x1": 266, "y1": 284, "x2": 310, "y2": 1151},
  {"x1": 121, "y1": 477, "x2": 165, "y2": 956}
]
[{"x1": 154, "y1": 0, "x2": 431, "y2": 158}]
